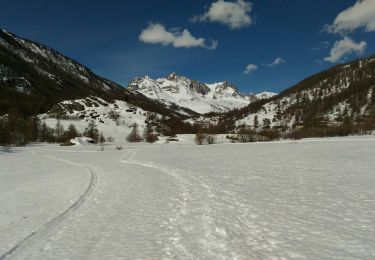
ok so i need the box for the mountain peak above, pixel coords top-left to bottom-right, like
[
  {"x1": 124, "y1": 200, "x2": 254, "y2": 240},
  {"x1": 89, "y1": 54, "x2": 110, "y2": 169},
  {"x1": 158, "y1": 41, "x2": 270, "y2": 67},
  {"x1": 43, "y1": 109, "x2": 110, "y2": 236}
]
[
  {"x1": 127, "y1": 74, "x2": 255, "y2": 114},
  {"x1": 167, "y1": 72, "x2": 177, "y2": 78},
  {"x1": 167, "y1": 72, "x2": 185, "y2": 81}
]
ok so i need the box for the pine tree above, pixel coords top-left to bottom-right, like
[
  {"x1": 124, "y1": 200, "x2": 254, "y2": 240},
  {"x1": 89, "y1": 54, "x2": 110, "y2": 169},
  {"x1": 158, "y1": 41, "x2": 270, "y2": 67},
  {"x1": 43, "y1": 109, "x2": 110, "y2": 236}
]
[
  {"x1": 127, "y1": 123, "x2": 142, "y2": 142},
  {"x1": 99, "y1": 132, "x2": 106, "y2": 144},
  {"x1": 263, "y1": 118, "x2": 271, "y2": 129},
  {"x1": 0, "y1": 117, "x2": 11, "y2": 149},
  {"x1": 7, "y1": 110, "x2": 27, "y2": 146},
  {"x1": 55, "y1": 119, "x2": 65, "y2": 142},
  {"x1": 84, "y1": 120, "x2": 99, "y2": 142},
  {"x1": 64, "y1": 124, "x2": 79, "y2": 141},
  {"x1": 253, "y1": 115, "x2": 259, "y2": 129},
  {"x1": 29, "y1": 116, "x2": 40, "y2": 142},
  {"x1": 143, "y1": 121, "x2": 157, "y2": 143},
  {"x1": 40, "y1": 121, "x2": 48, "y2": 142}
]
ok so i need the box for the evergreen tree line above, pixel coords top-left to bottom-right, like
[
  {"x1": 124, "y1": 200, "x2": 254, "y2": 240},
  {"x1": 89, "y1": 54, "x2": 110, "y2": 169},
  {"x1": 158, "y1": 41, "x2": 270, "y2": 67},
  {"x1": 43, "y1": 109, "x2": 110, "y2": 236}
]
[{"x1": 0, "y1": 113, "x2": 106, "y2": 148}]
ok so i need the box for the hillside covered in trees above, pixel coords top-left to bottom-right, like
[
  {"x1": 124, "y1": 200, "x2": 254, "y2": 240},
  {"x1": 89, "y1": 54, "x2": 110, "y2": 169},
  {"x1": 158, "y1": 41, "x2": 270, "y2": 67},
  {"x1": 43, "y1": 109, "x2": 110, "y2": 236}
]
[{"x1": 216, "y1": 55, "x2": 375, "y2": 138}]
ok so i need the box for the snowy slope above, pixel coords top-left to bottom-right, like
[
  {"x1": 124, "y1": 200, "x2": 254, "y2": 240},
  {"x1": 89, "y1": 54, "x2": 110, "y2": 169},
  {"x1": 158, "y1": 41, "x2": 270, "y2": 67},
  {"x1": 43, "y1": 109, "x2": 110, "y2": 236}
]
[
  {"x1": 0, "y1": 29, "x2": 122, "y2": 95},
  {"x1": 128, "y1": 73, "x2": 276, "y2": 114},
  {"x1": 254, "y1": 91, "x2": 278, "y2": 100},
  {"x1": 41, "y1": 96, "x2": 156, "y2": 142},
  {"x1": 1, "y1": 136, "x2": 375, "y2": 259},
  {"x1": 235, "y1": 55, "x2": 375, "y2": 130}
]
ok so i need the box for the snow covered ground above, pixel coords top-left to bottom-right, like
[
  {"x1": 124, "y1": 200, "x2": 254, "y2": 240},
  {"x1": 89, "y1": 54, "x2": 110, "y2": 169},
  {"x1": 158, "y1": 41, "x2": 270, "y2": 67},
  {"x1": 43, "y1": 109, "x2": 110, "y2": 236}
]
[{"x1": 1, "y1": 136, "x2": 375, "y2": 259}]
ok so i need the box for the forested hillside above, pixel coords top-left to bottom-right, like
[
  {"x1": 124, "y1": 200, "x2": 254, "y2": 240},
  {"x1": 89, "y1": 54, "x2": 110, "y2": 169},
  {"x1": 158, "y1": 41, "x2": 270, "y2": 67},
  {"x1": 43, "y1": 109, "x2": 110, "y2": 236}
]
[{"x1": 216, "y1": 55, "x2": 375, "y2": 138}]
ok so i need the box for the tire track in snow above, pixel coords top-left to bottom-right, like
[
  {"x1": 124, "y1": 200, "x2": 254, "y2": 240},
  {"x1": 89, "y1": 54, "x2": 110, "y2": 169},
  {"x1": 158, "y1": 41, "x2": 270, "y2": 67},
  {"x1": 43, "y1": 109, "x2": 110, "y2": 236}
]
[{"x1": 0, "y1": 155, "x2": 98, "y2": 260}]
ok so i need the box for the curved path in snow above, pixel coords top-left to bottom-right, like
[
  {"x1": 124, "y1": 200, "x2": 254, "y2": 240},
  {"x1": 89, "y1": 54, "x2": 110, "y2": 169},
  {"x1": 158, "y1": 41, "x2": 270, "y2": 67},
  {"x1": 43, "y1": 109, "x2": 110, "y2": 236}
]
[{"x1": 0, "y1": 153, "x2": 98, "y2": 260}]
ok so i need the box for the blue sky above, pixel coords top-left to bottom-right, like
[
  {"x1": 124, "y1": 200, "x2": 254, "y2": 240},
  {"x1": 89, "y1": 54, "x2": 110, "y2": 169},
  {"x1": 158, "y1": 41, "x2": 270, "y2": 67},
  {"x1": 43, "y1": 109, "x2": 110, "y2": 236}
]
[{"x1": 1, "y1": 0, "x2": 374, "y2": 93}]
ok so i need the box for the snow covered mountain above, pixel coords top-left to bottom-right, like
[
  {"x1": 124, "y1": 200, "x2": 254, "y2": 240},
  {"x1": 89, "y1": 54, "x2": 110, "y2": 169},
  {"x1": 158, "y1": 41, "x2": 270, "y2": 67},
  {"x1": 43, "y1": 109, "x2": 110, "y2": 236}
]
[
  {"x1": 128, "y1": 73, "x2": 276, "y2": 114},
  {"x1": 219, "y1": 55, "x2": 375, "y2": 134},
  {"x1": 3, "y1": 27, "x2": 373, "y2": 140},
  {"x1": 0, "y1": 28, "x2": 197, "y2": 123}
]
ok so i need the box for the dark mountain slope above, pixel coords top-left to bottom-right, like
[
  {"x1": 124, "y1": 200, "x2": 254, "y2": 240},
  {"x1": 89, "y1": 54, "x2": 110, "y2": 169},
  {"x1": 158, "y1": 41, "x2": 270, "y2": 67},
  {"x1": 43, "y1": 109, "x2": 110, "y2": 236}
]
[{"x1": 0, "y1": 29, "x2": 192, "y2": 119}]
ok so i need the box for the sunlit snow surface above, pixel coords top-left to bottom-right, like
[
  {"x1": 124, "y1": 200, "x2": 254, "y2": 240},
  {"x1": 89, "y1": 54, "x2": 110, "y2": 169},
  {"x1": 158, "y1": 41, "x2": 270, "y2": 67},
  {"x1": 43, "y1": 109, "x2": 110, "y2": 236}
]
[{"x1": 1, "y1": 136, "x2": 375, "y2": 259}]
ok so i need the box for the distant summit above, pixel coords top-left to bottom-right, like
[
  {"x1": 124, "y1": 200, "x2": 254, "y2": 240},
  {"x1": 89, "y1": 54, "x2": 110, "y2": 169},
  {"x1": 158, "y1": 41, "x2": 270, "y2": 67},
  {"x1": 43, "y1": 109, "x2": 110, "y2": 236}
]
[{"x1": 128, "y1": 73, "x2": 276, "y2": 114}]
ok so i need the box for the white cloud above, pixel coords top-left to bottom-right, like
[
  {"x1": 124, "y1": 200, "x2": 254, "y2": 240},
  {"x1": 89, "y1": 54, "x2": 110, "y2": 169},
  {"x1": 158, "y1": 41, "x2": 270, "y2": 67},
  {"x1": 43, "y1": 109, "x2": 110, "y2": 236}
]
[
  {"x1": 324, "y1": 37, "x2": 367, "y2": 63},
  {"x1": 243, "y1": 64, "x2": 258, "y2": 74},
  {"x1": 266, "y1": 57, "x2": 285, "y2": 67},
  {"x1": 139, "y1": 23, "x2": 218, "y2": 50},
  {"x1": 192, "y1": 0, "x2": 253, "y2": 29},
  {"x1": 325, "y1": 0, "x2": 375, "y2": 34}
]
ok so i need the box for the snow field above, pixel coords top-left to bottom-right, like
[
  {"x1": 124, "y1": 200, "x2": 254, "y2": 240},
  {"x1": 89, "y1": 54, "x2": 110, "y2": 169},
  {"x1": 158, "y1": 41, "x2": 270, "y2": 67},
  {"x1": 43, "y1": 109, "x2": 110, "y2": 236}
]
[
  {"x1": 0, "y1": 146, "x2": 92, "y2": 259},
  {"x1": 0, "y1": 136, "x2": 375, "y2": 259}
]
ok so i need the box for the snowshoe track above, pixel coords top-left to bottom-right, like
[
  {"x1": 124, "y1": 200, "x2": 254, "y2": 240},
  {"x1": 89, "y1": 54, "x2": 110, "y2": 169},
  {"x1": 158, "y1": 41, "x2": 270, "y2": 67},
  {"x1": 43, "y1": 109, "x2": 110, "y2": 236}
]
[{"x1": 120, "y1": 150, "x2": 238, "y2": 259}]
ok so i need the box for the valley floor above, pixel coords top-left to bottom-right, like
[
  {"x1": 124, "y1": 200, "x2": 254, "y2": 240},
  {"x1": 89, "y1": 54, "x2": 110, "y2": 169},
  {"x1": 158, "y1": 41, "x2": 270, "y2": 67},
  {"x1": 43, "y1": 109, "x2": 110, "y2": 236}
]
[{"x1": 1, "y1": 136, "x2": 375, "y2": 259}]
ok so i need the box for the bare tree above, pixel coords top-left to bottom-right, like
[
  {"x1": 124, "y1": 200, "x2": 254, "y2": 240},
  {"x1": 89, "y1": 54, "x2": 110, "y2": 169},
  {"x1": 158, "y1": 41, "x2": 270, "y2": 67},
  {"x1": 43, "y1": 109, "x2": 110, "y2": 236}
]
[
  {"x1": 207, "y1": 134, "x2": 215, "y2": 144},
  {"x1": 109, "y1": 110, "x2": 121, "y2": 126},
  {"x1": 195, "y1": 131, "x2": 205, "y2": 145}
]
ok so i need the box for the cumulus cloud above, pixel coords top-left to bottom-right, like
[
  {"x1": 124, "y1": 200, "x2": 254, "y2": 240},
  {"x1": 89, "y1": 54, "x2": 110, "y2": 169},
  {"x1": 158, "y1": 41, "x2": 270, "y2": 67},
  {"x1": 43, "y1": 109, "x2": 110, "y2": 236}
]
[
  {"x1": 324, "y1": 37, "x2": 367, "y2": 63},
  {"x1": 139, "y1": 23, "x2": 218, "y2": 50},
  {"x1": 266, "y1": 57, "x2": 285, "y2": 67},
  {"x1": 243, "y1": 64, "x2": 258, "y2": 74},
  {"x1": 325, "y1": 0, "x2": 375, "y2": 34},
  {"x1": 192, "y1": 0, "x2": 253, "y2": 29}
]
